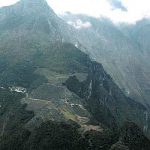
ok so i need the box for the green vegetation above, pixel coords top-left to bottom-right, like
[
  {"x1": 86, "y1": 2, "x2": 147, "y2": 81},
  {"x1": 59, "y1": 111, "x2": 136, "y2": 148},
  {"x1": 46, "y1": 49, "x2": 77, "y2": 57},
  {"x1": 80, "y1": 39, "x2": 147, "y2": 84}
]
[
  {"x1": 0, "y1": 1, "x2": 150, "y2": 149},
  {"x1": 111, "y1": 122, "x2": 150, "y2": 150},
  {"x1": 33, "y1": 43, "x2": 89, "y2": 74},
  {"x1": 0, "y1": 119, "x2": 116, "y2": 150},
  {"x1": 0, "y1": 88, "x2": 33, "y2": 138},
  {"x1": 0, "y1": 60, "x2": 47, "y2": 89},
  {"x1": 65, "y1": 62, "x2": 148, "y2": 131}
]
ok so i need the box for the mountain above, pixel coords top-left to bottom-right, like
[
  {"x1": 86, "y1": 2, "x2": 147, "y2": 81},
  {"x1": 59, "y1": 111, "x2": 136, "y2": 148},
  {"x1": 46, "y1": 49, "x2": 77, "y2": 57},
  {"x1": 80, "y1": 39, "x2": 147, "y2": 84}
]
[
  {"x1": 0, "y1": 0, "x2": 150, "y2": 149},
  {"x1": 119, "y1": 19, "x2": 150, "y2": 103},
  {"x1": 110, "y1": 122, "x2": 150, "y2": 150},
  {"x1": 62, "y1": 13, "x2": 150, "y2": 107},
  {"x1": 0, "y1": 0, "x2": 76, "y2": 65}
]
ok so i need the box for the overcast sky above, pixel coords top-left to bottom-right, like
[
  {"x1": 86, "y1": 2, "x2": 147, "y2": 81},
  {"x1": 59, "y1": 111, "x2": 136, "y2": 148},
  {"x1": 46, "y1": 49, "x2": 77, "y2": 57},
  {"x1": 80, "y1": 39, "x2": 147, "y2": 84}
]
[{"x1": 0, "y1": 0, "x2": 150, "y2": 23}]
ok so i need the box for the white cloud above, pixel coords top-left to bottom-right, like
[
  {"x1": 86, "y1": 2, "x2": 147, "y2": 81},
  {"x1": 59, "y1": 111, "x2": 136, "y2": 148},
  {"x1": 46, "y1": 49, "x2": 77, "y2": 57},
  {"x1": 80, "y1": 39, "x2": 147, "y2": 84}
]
[
  {"x1": 47, "y1": 0, "x2": 150, "y2": 23},
  {"x1": 47, "y1": 0, "x2": 111, "y2": 18},
  {"x1": 67, "y1": 19, "x2": 92, "y2": 29},
  {"x1": 0, "y1": 0, "x2": 150, "y2": 23},
  {"x1": 0, "y1": 0, "x2": 19, "y2": 7}
]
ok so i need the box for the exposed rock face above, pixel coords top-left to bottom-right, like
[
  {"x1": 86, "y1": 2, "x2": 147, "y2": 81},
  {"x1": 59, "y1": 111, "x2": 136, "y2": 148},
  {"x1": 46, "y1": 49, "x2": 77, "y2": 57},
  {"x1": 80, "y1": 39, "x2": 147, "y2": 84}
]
[
  {"x1": 62, "y1": 14, "x2": 150, "y2": 107},
  {"x1": 66, "y1": 61, "x2": 149, "y2": 132},
  {"x1": 0, "y1": 0, "x2": 76, "y2": 65}
]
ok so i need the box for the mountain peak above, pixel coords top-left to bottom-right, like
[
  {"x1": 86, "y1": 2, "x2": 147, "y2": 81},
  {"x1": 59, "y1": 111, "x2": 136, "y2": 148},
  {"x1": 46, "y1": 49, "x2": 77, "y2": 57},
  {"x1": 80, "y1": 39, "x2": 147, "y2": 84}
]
[
  {"x1": 20, "y1": 0, "x2": 49, "y2": 8},
  {"x1": 21, "y1": 0, "x2": 47, "y2": 3},
  {"x1": 15, "y1": 0, "x2": 55, "y2": 16}
]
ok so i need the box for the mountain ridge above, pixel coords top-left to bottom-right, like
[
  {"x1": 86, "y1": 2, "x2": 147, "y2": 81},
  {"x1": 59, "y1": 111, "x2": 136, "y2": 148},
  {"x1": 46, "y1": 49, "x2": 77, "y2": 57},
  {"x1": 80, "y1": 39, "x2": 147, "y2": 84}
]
[
  {"x1": 61, "y1": 13, "x2": 150, "y2": 107},
  {"x1": 0, "y1": 1, "x2": 150, "y2": 149}
]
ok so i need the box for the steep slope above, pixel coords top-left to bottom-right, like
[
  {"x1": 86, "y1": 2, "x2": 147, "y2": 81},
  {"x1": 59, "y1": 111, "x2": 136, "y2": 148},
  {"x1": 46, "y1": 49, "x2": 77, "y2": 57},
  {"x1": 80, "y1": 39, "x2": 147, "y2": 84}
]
[
  {"x1": 0, "y1": 0, "x2": 91, "y2": 129},
  {"x1": 119, "y1": 19, "x2": 150, "y2": 105},
  {"x1": 62, "y1": 14, "x2": 150, "y2": 106},
  {"x1": 0, "y1": 42, "x2": 149, "y2": 149},
  {"x1": 0, "y1": 0, "x2": 150, "y2": 149},
  {"x1": 0, "y1": 0, "x2": 75, "y2": 65},
  {"x1": 111, "y1": 122, "x2": 150, "y2": 150},
  {"x1": 65, "y1": 61, "x2": 149, "y2": 131},
  {"x1": 0, "y1": 42, "x2": 150, "y2": 149}
]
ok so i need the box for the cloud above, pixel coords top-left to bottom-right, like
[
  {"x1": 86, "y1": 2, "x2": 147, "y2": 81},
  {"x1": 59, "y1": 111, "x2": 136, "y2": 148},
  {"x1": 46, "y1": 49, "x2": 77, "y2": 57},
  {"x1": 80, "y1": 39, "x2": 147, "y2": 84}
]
[
  {"x1": 67, "y1": 19, "x2": 92, "y2": 29},
  {"x1": 47, "y1": 0, "x2": 150, "y2": 23},
  {"x1": 107, "y1": 0, "x2": 127, "y2": 11},
  {"x1": 0, "y1": 0, "x2": 150, "y2": 23},
  {"x1": 0, "y1": 0, "x2": 19, "y2": 7}
]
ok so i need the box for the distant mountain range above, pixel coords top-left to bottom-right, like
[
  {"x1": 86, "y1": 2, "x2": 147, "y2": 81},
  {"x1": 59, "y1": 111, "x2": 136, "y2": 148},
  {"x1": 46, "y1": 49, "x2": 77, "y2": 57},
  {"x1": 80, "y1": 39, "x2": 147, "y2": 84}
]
[
  {"x1": 0, "y1": 0, "x2": 150, "y2": 149},
  {"x1": 62, "y1": 13, "x2": 150, "y2": 107}
]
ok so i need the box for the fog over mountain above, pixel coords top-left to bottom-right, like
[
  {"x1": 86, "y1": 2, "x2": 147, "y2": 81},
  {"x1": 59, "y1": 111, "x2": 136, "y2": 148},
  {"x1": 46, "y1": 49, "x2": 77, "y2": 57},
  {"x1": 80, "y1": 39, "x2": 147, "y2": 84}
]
[{"x1": 1, "y1": 0, "x2": 150, "y2": 23}]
